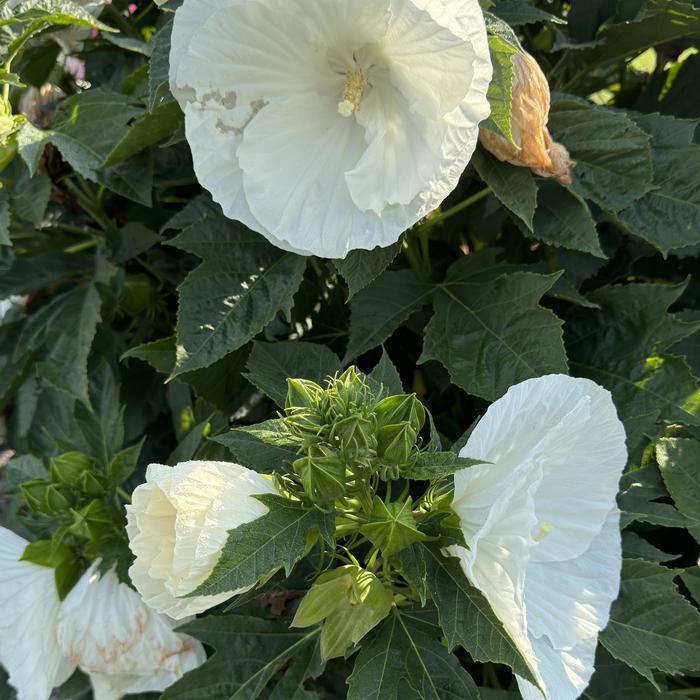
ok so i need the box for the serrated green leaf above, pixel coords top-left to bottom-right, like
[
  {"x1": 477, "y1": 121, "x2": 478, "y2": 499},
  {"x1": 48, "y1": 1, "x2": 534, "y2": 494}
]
[
  {"x1": 567, "y1": 281, "x2": 700, "y2": 458},
  {"x1": 170, "y1": 217, "x2": 306, "y2": 376},
  {"x1": 530, "y1": 180, "x2": 604, "y2": 257},
  {"x1": 482, "y1": 13, "x2": 524, "y2": 144},
  {"x1": 601, "y1": 558, "x2": 700, "y2": 682},
  {"x1": 162, "y1": 615, "x2": 320, "y2": 700},
  {"x1": 421, "y1": 251, "x2": 568, "y2": 401},
  {"x1": 473, "y1": 147, "x2": 537, "y2": 230},
  {"x1": 213, "y1": 419, "x2": 300, "y2": 473},
  {"x1": 333, "y1": 240, "x2": 403, "y2": 299},
  {"x1": 149, "y1": 19, "x2": 173, "y2": 110},
  {"x1": 194, "y1": 494, "x2": 334, "y2": 596},
  {"x1": 17, "y1": 90, "x2": 141, "y2": 179},
  {"x1": 656, "y1": 438, "x2": 700, "y2": 541},
  {"x1": 0, "y1": 253, "x2": 91, "y2": 296},
  {"x1": 347, "y1": 609, "x2": 479, "y2": 700},
  {"x1": 243, "y1": 340, "x2": 340, "y2": 407},
  {"x1": 16, "y1": 285, "x2": 101, "y2": 405},
  {"x1": 366, "y1": 348, "x2": 404, "y2": 398},
  {"x1": 14, "y1": 0, "x2": 115, "y2": 31},
  {"x1": 405, "y1": 452, "x2": 485, "y2": 480},
  {"x1": 106, "y1": 439, "x2": 143, "y2": 486},
  {"x1": 615, "y1": 113, "x2": 700, "y2": 254},
  {"x1": 400, "y1": 543, "x2": 538, "y2": 685},
  {"x1": 548, "y1": 100, "x2": 653, "y2": 212},
  {"x1": 0, "y1": 200, "x2": 10, "y2": 247},
  {"x1": 344, "y1": 270, "x2": 434, "y2": 362},
  {"x1": 491, "y1": 0, "x2": 566, "y2": 25}
]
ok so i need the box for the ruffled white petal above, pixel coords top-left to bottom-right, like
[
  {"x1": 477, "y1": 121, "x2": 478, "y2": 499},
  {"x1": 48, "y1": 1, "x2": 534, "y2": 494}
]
[
  {"x1": 451, "y1": 375, "x2": 627, "y2": 700},
  {"x1": 126, "y1": 460, "x2": 276, "y2": 619},
  {"x1": 0, "y1": 527, "x2": 75, "y2": 700},
  {"x1": 57, "y1": 563, "x2": 206, "y2": 697}
]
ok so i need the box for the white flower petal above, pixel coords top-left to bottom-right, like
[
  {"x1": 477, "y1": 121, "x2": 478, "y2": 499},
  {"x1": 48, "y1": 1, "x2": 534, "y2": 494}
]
[
  {"x1": 451, "y1": 375, "x2": 627, "y2": 700},
  {"x1": 0, "y1": 527, "x2": 75, "y2": 700},
  {"x1": 57, "y1": 563, "x2": 206, "y2": 696},
  {"x1": 127, "y1": 460, "x2": 276, "y2": 619},
  {"x1": 382, "y1": 0, "x2": 474, "y2": 117},
  {"x1": 237, "y1": 94, "x2": 399, "y2": 258}
]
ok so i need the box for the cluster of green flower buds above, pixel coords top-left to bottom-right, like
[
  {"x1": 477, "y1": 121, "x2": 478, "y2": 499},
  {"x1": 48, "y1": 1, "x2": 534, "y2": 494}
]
[
  {"x1": 20, "y1": 451, "x2": 114, "y2": 542},
  {"x1": 283, "y1": 368, "x2": 426, "y2": 506}
]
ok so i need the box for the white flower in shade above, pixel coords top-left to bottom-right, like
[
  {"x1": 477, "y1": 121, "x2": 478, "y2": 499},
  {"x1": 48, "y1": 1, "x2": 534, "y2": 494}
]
[
  {"x1": 449, "y1": 375, "x2": 627, "y2": 700},
  {"x1": 126, "y1": 460, "x2": 277, "y2": 619},
  {"x1": 169, "y1": 0, "x2": 492, "y2": 258},
  {"x1": 56, "y1": 563, "x2": 206, "y2": 700},
  {"x1": 0, "y1": 527, "x2": 75, "y2": 700}
]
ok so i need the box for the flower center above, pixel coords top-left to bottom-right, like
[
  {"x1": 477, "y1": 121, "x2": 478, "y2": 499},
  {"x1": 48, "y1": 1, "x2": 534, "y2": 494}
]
[{"x1": 338, "y1": 68, "x2": 368, "y2": 118}]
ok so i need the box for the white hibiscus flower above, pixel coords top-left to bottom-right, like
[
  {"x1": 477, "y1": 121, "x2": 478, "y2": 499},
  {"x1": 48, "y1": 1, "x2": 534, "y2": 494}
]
[
  {"x1": 0, "y1": 528, "x2": 205, "y2": 700},
  {"x1": 126, "y1": 460, "x2": 277, "y2": 619},
  {"x1": 57, "y1": 562, "x2": 206, "y2": 700},
  {"x1": 449, "y1": 374, "x2": 627, "y2": 700},
  {"x1": 169, "y1": 0, "x2": 492, "y2": 258},
  {"x1": 0, "y1": 527, "x2": 75, "y2": 700}
]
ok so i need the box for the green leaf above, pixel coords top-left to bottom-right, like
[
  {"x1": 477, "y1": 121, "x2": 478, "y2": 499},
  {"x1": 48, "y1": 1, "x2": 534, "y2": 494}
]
[
  {"x1": 99, "y1": 150, "x2": 154, "y2": 205},
  {"x1": 168, "y1": 417, "x2": 212, "y2": 465},
  {"x1": 400, "y1": 543, "x2": 539, "y2": 685},
  {"x1": 579, "y1": 0, "x2": 700, "y2": 66},
  {"x1": 567, "y1": 281, "x2": 700, "y2": 458},
  {"x1": 16, "y1": 285, "x2": 101, "y2": 405},
  {"x1": 122, "y1": 336, "x2": 175, "y2": 374},
  {"x1": 529, "y1": 180, "x2": 604, "y2": 257},
  {"x1": 0, "y1": 321, "x2": 33, "y2": 409},
  {"x1": 656, "y1": 438, "x2": 700, "y2": 541},
  {"x1": 601, "y1": 558, "x2": 700, "y2": 682},
  {"x1": 491, "y1": 0, "x2": 566, "y2": 25},
  {"x1": 244, "y1": 340, "x2": 340, "y2": 407},
  {"x1": 6, "y1": 454, "x2": 46, "y2": 487},
  {"x1": 421, "y1": 251, "x2": 568, "y2": 401},
  {"x1": 0, "y1": 253, "x2": 92, "y2": 296},
  {"x1": 11, "y1": 171, "x2": 50, "y2": 226},
  {"x1": 615, "y1": 113, "x2": 700, "y2": 254},
  {"x1": 333, "y1": 240, "x2": 403, "y2": 299},
  {"x1": 548, "y1": 100, "x2": 653, "y2": 212},
  {"x1": 104, "y1": 100, "x2": 183, "y2": 165},
  {"x1": 0, "y1": 200, "x2": 10, "y2": 246},
  {"x1": 212, "y1": 419, "x2": 300, "y2": 473},
  {"x1": 170, "y1": 217, "x2": 306, "y2": 375},
  {"x1": 149, "y1": 19, "x2": 173, "y2": 110},
  {"x1": 366, "y1": 348, "x2": 404, "y2": 398},
  {"x1": 162, "y1": 615, "x2": 321, "y2": 700},
  {"x1": 14, "y1": 0, "x2": 115, "y2": 31},
  {"x1": 584, "y1": 648, "x2": 677, "y2": 699},
  {"x1": 618, "y1": 464, "x2": 690, "y2": 530},
  {"x1": 106, "y1": 439, "x2": 143, "y2": 486},
  {"x1": 473, "y1": 147, "x2": 537, "y2": 230},
  {"x1": 482, "y1": 13, "x2": 524, "y2": 144},
  {"x1": 347, "y1": 609, "x2": 479, "y2": 700},
  {"x1": 17, "y1": 90, "x2": 141, "y2": 179},
  {"x1": 344, "y1": 270, "x2": 434, "y2": 362},
  {"x1": 194, "y1": 494, "x2": 334, "y2": 596},
  {"x1": 405, "y1": 452, "x2": 485, "y2": 480}
]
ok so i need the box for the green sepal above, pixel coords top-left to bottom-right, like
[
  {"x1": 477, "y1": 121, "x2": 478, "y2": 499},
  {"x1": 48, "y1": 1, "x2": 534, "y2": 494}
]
[
  {"x1": 291, "y1": 565, "x2": 394, "y2": 661},
  {"x1": 21, "y1": 537, "x2": 82, "y2": 600},
  {"x1": 376, "y1": 422, "x2": 418, "y2": 467},
  {"x1": 68, "y1": 499, "x2": 113, "y2": 540},
  {"x1": 285, "y1": 377, "x2": 324, "y2": 412},
  {"x1": 360, "y1": 496, "x2": 430, "y2": 557},
  {"x1": 49, "y1": 451, "x2": 92, "y2": 488},
  {"x1": 292, "y1": 446, "x2": 347, "y2": 505}
]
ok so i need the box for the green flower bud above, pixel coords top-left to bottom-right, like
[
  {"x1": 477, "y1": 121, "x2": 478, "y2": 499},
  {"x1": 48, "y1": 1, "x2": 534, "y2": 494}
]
[
  {"x1": 291, "y1": 564, "x2": 393, "y2": 660},
  {"x1": 330, "y1": 414, "x2": 376, "y2": 463},
  {"x1": 374, "y1": 394, "x2": 425, "y2": 434},
  {"x1": 284, "y1": 408, "x2": 327, "y2": 444},
  {"x1": 50, "y1": 452, "x2": 92, "y2": 488},
  {"x1": 20, "y1": 479, "x2": 51, "y2": 513},
  {"x1": 376, "y1": 421, "x2": 418, "y2": 467},
  {"x1": 68, "y1": 500, "x2": 113, "y2": 540},
  {"x1": 45, "y1": 484, "x2": 73, "y2": 514},
  {"x1": 293, "y1": 446, "x2": 346, "y2": 504},
  {"x1": 285, "y1": 378, "x2": 324, "y2": 411},
  {"x1": 79, "y1": 471, "x2": 106, "y2": 497}
]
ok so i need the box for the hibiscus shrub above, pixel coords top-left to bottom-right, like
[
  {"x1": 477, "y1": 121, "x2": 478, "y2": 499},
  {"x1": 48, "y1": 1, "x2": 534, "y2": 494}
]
[{"x1": 1, "y1": 0, "x2": 700, "y2": 698}]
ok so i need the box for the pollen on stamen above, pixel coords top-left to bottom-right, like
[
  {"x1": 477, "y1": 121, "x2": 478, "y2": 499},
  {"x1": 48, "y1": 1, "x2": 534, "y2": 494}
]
[{"x1": 338, "y1": 68, "x2": 368, "y2": 118}]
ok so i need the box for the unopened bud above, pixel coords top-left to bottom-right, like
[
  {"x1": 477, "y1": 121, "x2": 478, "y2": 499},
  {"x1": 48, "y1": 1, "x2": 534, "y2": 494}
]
[
  {"x1": 479, "y1": 52, "x2": 575, "y2": 185},
  {"x1": 375, "y1": 394, "x2": 425, "y2": 435},
  {"x1": 376, "y1": 422, "x2": 418, "y2": 467},
  {"x1": 50, "y1": 452, "x2": 92, "y2": 487},
  {"x1": 292, "y1": 446, "x2": 346, "y2": 505},
  {"x1": 285, "y1": 378, "x2": 324, "y2": 411}
]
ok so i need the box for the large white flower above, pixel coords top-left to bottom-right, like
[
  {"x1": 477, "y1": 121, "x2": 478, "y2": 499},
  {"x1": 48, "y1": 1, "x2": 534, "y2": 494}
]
[
  {"x1": 126, "y1": 460, "x2": 277, "y2": 619},
  {"x1": 169, "y1": 0, "x2": 492, "y2": 258},
  {"x1": 57, "y1": 562, "x2": 206, "y2": 700},
  {"x1": 449, "y1": 375, "x2": 627, "y2": 700},
  {"x1": 0, "y1": 527, "x2": 75, "y2": 700}
]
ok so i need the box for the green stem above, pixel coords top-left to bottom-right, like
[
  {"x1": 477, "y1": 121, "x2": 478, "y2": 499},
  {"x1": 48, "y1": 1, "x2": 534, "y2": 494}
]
[
  {"x1": 420, "y1": 186, "x2": 492, "y2": 229},
  {"x1": 116, "y1": 486, "x2": 131, "y2": 504},
  {"x1": 64, "y1": 239, "x2": 98, "y2": 254}
]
